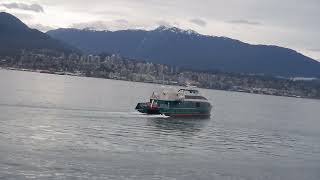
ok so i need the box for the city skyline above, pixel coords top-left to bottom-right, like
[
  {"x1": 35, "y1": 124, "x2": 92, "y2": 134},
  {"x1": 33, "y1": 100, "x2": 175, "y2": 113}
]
[
  {"x1": 2, "y1": 50, "x2": 319, "y2": 99},
  {"x1": 0, "y1": 0, "x2": 319, "y2": 61}
]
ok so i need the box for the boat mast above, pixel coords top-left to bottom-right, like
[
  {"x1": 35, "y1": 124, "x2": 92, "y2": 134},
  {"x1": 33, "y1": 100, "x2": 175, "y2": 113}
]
[{"x1": 162, "y1": 74, "x2": 164, "y2": 85}]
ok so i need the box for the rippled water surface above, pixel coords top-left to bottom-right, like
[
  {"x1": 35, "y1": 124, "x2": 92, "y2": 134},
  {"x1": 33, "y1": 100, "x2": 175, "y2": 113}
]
[{"x1": 0, "y1": 69, "x2": 319, "y2": 180}]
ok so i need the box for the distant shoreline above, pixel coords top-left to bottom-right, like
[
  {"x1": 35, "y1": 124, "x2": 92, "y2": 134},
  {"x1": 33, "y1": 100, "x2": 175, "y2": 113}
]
[{"x1": 1, "y1": 66, "x2": 318, "y2": 100}]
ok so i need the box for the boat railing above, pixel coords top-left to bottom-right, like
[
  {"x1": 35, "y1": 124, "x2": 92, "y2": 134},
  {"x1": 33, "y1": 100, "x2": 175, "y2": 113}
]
[{"x1": 151, "y1": 91, "x2": 185, "y2": 101}]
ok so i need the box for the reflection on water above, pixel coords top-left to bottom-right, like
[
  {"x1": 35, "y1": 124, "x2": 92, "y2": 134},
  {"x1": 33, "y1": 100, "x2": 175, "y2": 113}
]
[{"x1": 146, "y1": 117, "x2": 210, "y2": 135}]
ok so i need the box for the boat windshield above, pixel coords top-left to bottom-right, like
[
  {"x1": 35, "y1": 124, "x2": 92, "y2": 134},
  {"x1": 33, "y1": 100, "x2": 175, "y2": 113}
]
[{"x1": 178, "y1": 89, "x2": 199, "y2": 94}]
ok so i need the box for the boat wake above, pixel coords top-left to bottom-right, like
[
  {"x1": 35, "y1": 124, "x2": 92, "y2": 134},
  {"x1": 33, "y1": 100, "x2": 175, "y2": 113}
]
[{"x1": 102, "y1": 111, "x2": 169, "y2": 119}]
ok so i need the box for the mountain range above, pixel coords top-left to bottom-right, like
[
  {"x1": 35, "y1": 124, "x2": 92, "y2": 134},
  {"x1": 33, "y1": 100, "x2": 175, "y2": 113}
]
[
  {"x1": 0, "y1": 12, "x2": 75, "y2": 56},
  {"x1": 47, "y1": 26, "x2": 320, "y2": 77},
  {"x1": 0, "y1": 12, "x2": 319, "y2": 78}
]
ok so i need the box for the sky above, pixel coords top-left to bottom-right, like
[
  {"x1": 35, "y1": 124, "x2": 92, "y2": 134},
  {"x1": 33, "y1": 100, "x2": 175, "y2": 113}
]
[{"x1": 0, "y1": 0, "x2": 319, "y2": 61}]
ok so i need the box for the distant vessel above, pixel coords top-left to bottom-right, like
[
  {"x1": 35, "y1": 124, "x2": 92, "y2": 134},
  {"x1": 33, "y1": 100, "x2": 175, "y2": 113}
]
[{"x1": 135, "y1": 86, "x2": 212, "y2": 117}]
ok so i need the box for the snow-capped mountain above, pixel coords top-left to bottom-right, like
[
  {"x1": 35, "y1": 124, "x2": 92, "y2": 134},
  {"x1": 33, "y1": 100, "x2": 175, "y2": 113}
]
[
  {"x1": 154, "y1": 25, "x2": 199, "y2": 35},
  {"x1": 47, "y1": 26, "x2": 320, "y2": 77}
]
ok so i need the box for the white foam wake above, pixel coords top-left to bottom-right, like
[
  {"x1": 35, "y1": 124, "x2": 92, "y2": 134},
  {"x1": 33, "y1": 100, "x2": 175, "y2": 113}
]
[{"x1": 102, "y1": 111, "x2": 169, "y2": 118}]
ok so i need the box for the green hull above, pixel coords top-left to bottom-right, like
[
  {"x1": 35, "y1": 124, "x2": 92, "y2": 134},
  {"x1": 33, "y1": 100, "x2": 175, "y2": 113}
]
[{"x1": 154, "y1": 99, "x2": 212, "y2": 117}]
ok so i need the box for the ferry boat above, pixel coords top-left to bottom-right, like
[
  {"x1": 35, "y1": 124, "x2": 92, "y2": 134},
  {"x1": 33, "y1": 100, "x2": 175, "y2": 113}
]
[{"x1": 135, "y1": 86, "x2": 212, "y2": 117}]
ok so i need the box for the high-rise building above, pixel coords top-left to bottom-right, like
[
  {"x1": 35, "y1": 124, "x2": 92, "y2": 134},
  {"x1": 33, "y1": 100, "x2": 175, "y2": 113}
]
[{"x1": 87, "y1": 55, "x2": 94, "y2": 63}]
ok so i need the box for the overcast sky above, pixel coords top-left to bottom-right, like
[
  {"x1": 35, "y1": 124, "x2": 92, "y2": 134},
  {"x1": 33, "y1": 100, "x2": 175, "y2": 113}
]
[{"x1": 0, "y1": 0, "x2": 319, "y2": 60}]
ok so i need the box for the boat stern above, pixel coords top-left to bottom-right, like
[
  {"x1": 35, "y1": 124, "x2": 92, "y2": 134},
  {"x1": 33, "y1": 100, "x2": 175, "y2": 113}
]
[{"x1": 135, "y1": 102, "x2": 161, "y2": 115}]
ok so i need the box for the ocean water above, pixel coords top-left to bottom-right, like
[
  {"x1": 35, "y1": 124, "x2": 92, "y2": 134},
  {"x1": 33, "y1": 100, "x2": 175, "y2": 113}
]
[{"x1": 0, "y1": 69, "x2": 319, "y2": 180}]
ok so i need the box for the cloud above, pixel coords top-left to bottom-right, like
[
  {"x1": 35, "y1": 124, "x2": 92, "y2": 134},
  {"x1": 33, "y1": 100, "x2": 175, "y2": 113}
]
[
  {"x1": 115, "y1": 19, "x2": 129, "y2": 24},
  {"x1": 228, "y1": 19, "x2": 261, "y2": 25},
  {"x1": 9, "y1": 12, "x2": 33, "y2": 20},
  {"x1": 29, "y1": 24, "x2": 54, "y2": 32},
  {"x1": 189, "y1": 18, "x2": 207, "y2": 27},
  {"x1": 1, "y1": 2, "x2": 44, "y2": 13},
  {"x1": 71, "y1": 21, "x2": 107, "y2": 30},
  {"x1": 70, "y1": 19, "x2": 132, "y2": 31},
  {"x1": 309, "y1": 48, "x2": 320, "y2": 52},
  {"x1": 156, "y1": 20, "x2": 171, "y2": 27}
]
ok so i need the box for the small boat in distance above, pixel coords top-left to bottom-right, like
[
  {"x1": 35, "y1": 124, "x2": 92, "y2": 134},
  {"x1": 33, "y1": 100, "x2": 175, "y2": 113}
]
[{"x1": 135, "y1": 86, "x2": 212, "y2": 117}]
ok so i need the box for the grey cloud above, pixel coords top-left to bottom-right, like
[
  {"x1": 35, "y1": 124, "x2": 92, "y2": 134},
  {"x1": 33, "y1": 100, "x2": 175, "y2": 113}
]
[
  {"x1": 190, "y1": 18, "x2": 207, "y2": 27},
  {"x1": 228, "y1": 19, "x2": 262, "y2": 26},
  {"x1": 1, "y1": 2, "x2": 44, "y2": 13}
]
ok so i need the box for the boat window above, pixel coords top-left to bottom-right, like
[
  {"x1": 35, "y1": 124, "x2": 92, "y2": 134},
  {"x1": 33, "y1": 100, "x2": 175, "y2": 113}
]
[
  {"x1": 178, "y1": 89, "x2": 199, "y2": 94},
  {"x1": 185, "y1": 95, "x2": 207, "y2": 100},
  {"x1": 196, "y1": 102, "x2": 200, "y2": 107}
]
